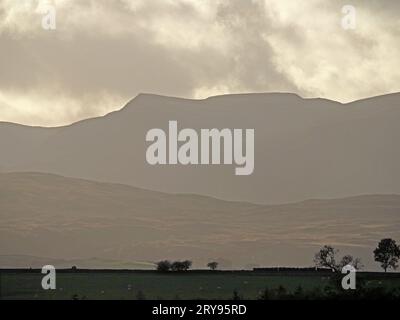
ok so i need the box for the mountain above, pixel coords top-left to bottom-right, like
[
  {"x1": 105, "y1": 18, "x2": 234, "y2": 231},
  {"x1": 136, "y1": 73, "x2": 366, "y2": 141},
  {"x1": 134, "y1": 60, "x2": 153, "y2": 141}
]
[
  {"x1": 1, "y1": 92, "x2": 400, "y2": 204},
  {"x1": 1, "y1": 172, "x2": 399, "y2": 269}
]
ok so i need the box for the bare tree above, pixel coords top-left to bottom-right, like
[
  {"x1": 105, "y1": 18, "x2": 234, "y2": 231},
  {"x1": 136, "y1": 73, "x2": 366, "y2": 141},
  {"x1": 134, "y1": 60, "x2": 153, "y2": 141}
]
[
  {"x1": 314, "y1": 245, "x2": 338, "y2": 271},
  {"x1": 314, "y1": 245, "x2": 363, "y2": 272},
  {"x1": 338, "y1": 255, "x2": 364, "y2": 270}
]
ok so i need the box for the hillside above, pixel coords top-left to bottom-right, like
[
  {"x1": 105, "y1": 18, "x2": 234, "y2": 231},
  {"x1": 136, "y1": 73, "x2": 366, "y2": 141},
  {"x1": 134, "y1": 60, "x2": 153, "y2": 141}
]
[{"x1": 1, "y1": 172, "x2": 399, "y2": 269}]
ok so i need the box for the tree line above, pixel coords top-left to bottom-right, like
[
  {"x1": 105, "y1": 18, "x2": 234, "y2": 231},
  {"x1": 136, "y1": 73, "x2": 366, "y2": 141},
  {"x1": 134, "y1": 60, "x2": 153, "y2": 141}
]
[
  {"x1": 156, "y1": 260, "x2": 219, "y2": 272},
  {"x1": 156, "y1": 238, "x2": 400, "y2": 272},
  {"x1": 314, "y1": 238, "x2": 400, "y2": 272}
]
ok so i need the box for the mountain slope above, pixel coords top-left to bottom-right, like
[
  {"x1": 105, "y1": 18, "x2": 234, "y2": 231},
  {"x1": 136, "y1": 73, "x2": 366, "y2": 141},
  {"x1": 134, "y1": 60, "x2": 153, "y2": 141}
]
[
  {"x1": 1, "y1": 172, "x2": 399, "y2": 269},
  {"x1": 1, "y1": 92, "x2": 400, "y2": 204}
]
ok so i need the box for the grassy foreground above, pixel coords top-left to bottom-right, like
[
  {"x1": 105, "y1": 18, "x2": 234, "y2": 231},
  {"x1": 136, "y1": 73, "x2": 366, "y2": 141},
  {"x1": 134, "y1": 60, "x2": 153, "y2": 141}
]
[{"x1": 1, "y1": 270, "x2": 400, "y2": 300}]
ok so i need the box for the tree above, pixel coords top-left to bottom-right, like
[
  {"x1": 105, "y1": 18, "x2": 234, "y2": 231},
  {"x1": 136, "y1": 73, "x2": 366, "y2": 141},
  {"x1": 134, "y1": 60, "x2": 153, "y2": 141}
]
[
  {"x1": 373, "y1": 238, "x2": 400, "y2": 272},
  {"x1": 314, "y1": 245, "x2": 363, "y2": 272},
  {"x1": 170, "y1": 260, "x2": 192, "y2": 271},
  {"x1": 338, "y1": 255, "x2": 364, "y2": 270},
  {"x1": 171, "y1": 261, "x2": 185, "y2": 272},
  {"x1": 207, "y1": 262, "x2": 218, "y2": 271},
  {"x1": 156, "y1": 260, "x2": 172, "y2": 272},
  {"x1": 182, "y1": 260, "x2": 192, "y2": 271},
  {"x1": 314, "y1": 245, "x2": 338, "y2": 271}
]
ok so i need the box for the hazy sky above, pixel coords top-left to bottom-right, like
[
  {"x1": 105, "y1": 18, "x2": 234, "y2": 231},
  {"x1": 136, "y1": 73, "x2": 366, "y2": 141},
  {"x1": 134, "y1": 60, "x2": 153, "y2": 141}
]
[{"x1": 1, "y1": 0, "x2": 399, "y2": 126}]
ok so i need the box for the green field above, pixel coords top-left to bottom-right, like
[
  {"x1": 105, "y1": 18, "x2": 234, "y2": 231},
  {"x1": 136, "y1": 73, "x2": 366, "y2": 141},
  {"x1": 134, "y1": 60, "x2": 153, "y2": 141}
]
[{"x1": 1, "y1": 271, "x2": 400, "y2": 300}]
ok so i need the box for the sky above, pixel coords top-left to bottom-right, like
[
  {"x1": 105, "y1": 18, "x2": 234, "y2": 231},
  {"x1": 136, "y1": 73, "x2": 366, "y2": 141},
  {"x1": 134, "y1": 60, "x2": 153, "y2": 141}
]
[{"x1": 0, "y1": 0, "x2": 399, "y2": 126}]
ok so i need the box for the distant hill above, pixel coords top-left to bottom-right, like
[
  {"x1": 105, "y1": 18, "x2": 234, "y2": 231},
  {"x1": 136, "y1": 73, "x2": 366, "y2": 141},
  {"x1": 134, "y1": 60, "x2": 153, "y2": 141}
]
[
  {"x1": 1, "y1": 92, "x2": 400, "y2": 204},
  {"x1": 1, "y1": 172, "x2": 399, "y2": 269}
]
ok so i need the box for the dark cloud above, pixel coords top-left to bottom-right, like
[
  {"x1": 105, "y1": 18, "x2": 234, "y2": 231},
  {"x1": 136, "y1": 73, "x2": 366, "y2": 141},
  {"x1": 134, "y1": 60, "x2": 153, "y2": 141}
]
[{"x1": 0, "y1": 0, "x2": 399, "y2": 125}]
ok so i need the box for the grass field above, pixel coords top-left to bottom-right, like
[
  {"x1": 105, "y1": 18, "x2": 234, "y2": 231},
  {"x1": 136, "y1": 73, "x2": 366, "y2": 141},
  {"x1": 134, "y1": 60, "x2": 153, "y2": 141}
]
[{"x1": 1, "y1": 270, "x2": 400, "y2": 300}]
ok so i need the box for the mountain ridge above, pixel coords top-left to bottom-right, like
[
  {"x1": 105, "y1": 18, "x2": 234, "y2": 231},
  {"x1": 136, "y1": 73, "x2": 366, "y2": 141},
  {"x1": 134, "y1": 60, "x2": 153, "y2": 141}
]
[
  {"x1": 3, "y1": 171, "x2": 400, "y2": 205},
  {"x1": 2, "y1": 91, "x2": 400, "y2": 129},
  {"x1": 1, "y1": 92, "x2": 400, "y2": 204}
]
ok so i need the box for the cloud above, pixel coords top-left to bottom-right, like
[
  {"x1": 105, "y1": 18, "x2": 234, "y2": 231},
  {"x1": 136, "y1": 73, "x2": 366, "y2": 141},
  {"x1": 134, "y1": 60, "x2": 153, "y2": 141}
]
[{"x1": 0, "y1": 0, "x2": 399, "y2": 126}]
